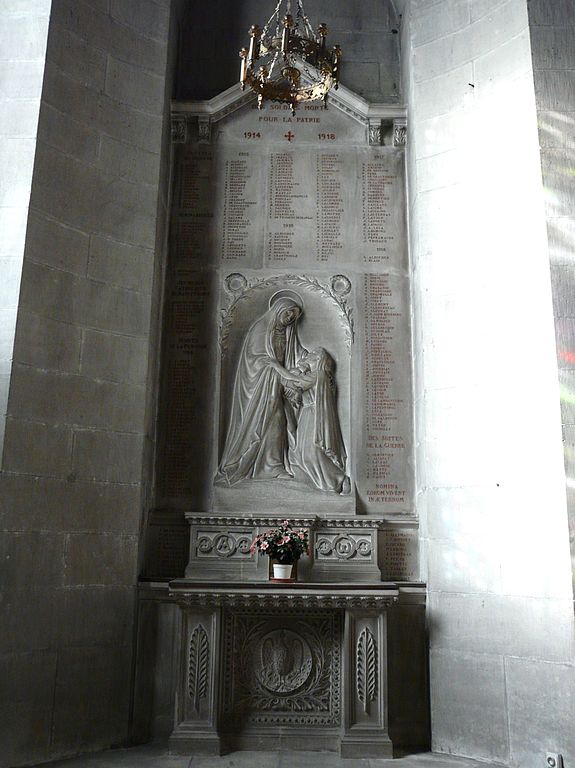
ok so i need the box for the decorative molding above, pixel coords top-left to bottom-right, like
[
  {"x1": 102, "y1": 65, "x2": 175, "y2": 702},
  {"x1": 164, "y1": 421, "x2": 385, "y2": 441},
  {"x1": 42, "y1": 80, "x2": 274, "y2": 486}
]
[
  {"x1": 320, "y1": 518, "x2": 386, "y2": 529},
  {"x1": 368, "y1": 120, "x2": 382, "y2": 146},
  {"x1": 171, "y1": 115, "x2": 187, "y2": 144},
  {"x1": 184, "y1": 514, "x2": 392, "y2": 529},
  {"x1": 188, "y1": 624, "x2": 210, "y2": 713},
  {"x1": 198, "y1": 116, "x2": 211, "y2": 143},
  {"x1": 315, "y1": 534, "x2": 372, "y2": 560},
  {"x1": 219, "y1": 273, "x2": 354, "y2": 355},
  {"x1": 185, "y1": 514, "x2": 318, "y2": 528},
  {"x1": 356, "y1": 626, "x2": 378, "y2": 714},
  {"x1": 172, "y1": 83, "x2": 406, "y2": 131},
  {"x1": 393, "y1": 119, "x2": 407, "y2": 147},
  {"x1": 175, "y1": 592, "x2": 397, "y2": 611},
  {"x1": 195, "y1": 533, "x2": 253, "y2": 558}
]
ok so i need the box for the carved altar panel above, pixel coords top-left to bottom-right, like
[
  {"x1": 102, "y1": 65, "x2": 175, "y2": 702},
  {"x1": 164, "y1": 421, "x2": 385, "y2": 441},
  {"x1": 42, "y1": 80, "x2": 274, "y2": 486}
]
[{"x1": 221, "y1": 608, "x2": 342, "y2": 729}]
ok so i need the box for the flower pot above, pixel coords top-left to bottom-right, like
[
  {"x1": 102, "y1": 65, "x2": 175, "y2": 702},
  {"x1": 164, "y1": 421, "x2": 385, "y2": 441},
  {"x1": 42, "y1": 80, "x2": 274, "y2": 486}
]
[{"x1": 272, "y1": 563, "x2": 293, "y2": 580}]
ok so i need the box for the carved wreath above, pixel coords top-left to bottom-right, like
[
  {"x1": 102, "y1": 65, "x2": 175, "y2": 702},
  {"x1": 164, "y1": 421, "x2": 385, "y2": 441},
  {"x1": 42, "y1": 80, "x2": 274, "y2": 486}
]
[
  {"x1": 234, "y1": 616, "x2": 336, "y2": 716},
  {"x1": 219, "y1": 274, "x2": 354, "y2": 356}
]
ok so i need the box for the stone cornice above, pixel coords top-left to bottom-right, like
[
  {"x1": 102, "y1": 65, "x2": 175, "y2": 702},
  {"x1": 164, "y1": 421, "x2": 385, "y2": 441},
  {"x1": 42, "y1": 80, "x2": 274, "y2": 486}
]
[
  {"x1": 169, "y1": 580, "x2": 400, "y2": 609},
  {"x1": 172, "y1": 83, "x2": 406, "y2": 127}
]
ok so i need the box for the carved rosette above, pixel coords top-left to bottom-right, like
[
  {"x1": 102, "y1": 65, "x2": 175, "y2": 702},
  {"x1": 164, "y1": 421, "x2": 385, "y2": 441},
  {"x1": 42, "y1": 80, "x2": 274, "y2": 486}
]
[
  {"x1": 356, "y1": 626, "x2": 378, "y2": 714},
  {"x1": 315, "y1": 533, "x2": 372, "y2": 560},
  {"x1": 188, "y1": 624, "x2": 210, "y2": 713},
  {"x1": 196, "y1": 532, "x2": 253, "y2": 558}
]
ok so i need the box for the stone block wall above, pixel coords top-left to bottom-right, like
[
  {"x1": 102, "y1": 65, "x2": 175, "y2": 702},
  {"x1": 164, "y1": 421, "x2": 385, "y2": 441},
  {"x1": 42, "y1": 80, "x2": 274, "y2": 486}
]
[
  {"x1": 402, "y1": 1, "x2": 575, "y2": 766},
  {"x1": 0, "y1": 1, "x2": 172, "y2": 765},
  {"x1": 0, "y1": 0, "x2": 51, "y2": 461},
  {"x1": 176, "y1": 0, "x2": 401, "y2": 103}
]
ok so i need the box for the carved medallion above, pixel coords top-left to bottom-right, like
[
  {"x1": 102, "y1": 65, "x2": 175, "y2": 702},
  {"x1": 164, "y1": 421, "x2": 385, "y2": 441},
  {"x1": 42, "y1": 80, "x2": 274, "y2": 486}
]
[
  {"x1": 222, "y1": 609, "x2": 342, "y2": 727},
  {"x1": 255, "y1": 629, "x2": 313, "y2": 693}
]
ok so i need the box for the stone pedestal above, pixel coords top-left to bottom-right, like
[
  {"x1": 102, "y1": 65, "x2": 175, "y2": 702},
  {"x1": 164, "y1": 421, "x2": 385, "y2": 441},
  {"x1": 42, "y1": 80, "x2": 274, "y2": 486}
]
[{"x1": 168, "y1": 581, "x2": 399, "y2": 757}]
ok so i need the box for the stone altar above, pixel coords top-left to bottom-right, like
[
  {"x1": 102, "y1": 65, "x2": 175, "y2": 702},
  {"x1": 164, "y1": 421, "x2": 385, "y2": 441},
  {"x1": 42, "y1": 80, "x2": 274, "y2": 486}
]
[{"x1": 168, "y1": 580, "x2": 398, "y2": 757}]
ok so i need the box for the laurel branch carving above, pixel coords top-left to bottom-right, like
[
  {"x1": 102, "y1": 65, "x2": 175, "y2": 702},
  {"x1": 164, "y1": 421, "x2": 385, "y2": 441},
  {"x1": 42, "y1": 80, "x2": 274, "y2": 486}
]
[
  {"x1": 219, "y1": 273, "x2": 354, "y2": 355},
  {"x1": 356, "y1": 626, "x2": 377, "y2": 714},
  {"x1": 188, "y1": 624, "x2": 210, "y2": 713}
]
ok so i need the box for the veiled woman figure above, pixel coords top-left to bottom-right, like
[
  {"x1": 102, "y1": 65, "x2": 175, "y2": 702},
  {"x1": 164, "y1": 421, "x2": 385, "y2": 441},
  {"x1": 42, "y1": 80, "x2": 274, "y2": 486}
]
[
  {"x1": 217, "y1": 294, "x2": 308, "y2": 486},
  {"x1": 290, "y1": 347, "x2": 349, "y2": 494}
]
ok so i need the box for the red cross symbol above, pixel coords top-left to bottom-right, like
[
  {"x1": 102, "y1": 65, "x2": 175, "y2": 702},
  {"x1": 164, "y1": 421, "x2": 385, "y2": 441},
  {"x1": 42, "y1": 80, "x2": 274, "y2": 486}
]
[{"x1": 284, "y1": 131, "x2": 295, "y2": 142}]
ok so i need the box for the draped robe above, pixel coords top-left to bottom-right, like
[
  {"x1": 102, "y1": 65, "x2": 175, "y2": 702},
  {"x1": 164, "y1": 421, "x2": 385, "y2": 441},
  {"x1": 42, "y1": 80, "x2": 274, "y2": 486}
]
[
  {"x1": 218, "y1": 299, "x2": 307, "y2": 485},
  {"x1": 290, "y1": 352, "x2": 347, "y2": 493}
]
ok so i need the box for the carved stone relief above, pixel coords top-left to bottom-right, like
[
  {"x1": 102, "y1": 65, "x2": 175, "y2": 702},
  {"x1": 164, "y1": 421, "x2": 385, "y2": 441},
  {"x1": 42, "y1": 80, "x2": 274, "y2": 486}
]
[
  {"x1": 316, "y1": 533, "x2": 372, "y2": 560},
  {"x1": 198, "y1": 116, "x2": 211, "y2": 143},
  {"x1": 196, "y1": 532, "x2": 253, "y2": 558},
  {"x1": 188, "y1": 624, "x2": 210, "y2": 713},
  {"x1": 368, "y1": 121, "x2": 382, "y2": 146},
  {"x1": 356, "y1": 626, "x2": 378, "y2": 715},
  {"x1": 222, "y1": 609, "x2": 342, "y2": 727},
  {"x1": 393, "y1": 120, "x2": 407, "y2": 147},
  {"x1": 171, "y1": 115, "x2": 187, "y2": 144},
  {"x1": 219, "y1": 274, "x2": 354, "y2": 355},
  {"x1": 216, "y1": 276, "x2": 352, "y2": 496}
]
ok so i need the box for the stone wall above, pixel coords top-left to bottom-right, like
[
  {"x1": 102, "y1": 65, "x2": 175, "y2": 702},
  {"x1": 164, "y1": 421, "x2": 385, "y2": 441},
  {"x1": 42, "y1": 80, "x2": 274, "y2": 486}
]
[
  {"x1": 0, "y1": 1, "x2": 172, "y2": 765},
  {"x1": 403, "y1": 1, "x2": 575, "y2": 766},
  {"x1": 176, "y1": 0, "x2": 401, "y2": 103},
  {"x1": 0, "y1": 0, "x2": 51, "y2": 461},
  {"x1": 528, "y1": 0, "x2": 575, "y2": 598}
]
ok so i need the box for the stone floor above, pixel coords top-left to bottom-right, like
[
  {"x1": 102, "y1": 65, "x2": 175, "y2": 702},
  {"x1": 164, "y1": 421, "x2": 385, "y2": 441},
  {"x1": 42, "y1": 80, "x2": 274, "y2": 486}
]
[{"x1": 34, "y1": 745, "x2": 503, "y2": 768}]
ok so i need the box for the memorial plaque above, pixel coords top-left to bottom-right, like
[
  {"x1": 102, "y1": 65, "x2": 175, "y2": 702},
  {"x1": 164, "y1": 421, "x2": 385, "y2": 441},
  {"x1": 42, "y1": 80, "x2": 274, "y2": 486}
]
[
  {"x1": 173, "y1": 149, "x2": 216, "y2": 266},
  {"x1": 354, "y1": 273, "x2": 413, "y2": 514},
  {"x1": 159, "y1": 269, "x2": 217, "y2": 505},
  {"x1": 215, "y1": 149, "x2": 265, "y2": 269},
  {"x1": 159, "y1": 98, "x2": 414, "y2": 524},
  {"x1": 381, "y1": 527, "x2": 419, "y2": 581}
]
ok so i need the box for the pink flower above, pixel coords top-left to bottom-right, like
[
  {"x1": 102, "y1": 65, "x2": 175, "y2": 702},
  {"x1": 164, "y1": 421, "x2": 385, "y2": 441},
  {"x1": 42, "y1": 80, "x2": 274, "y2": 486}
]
[
  {"x1": 282, "y1": 520, "x2": 289, "y2": 527},
  {"x1": 261, "y1": 541, "x2": 269, "y2": 550},
  {"x1": 298, "y1": 532, "x2": 305, "y2": 539},
  {"x1": 281, "y1": 536, "x2": 291, "y2": 545}
]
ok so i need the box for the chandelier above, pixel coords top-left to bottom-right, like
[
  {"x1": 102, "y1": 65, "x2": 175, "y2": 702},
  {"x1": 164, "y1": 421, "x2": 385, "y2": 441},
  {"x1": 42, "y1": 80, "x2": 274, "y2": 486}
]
[{"x1": 239, "y1": 0, "x2": 342, "y2": 114}]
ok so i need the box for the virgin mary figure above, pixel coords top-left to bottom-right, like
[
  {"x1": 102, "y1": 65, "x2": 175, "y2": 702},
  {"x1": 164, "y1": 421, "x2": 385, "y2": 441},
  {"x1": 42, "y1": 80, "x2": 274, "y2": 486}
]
[{"x1": 217, "y1": 292, "x2": 308, "y2": 486}]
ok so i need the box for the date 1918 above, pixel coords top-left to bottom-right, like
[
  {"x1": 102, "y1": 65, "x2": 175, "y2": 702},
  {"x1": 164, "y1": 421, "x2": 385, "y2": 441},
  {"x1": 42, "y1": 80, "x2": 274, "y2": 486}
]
[{"x1": 318, "y1": 133, "x2": 336, "y2": 140}]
